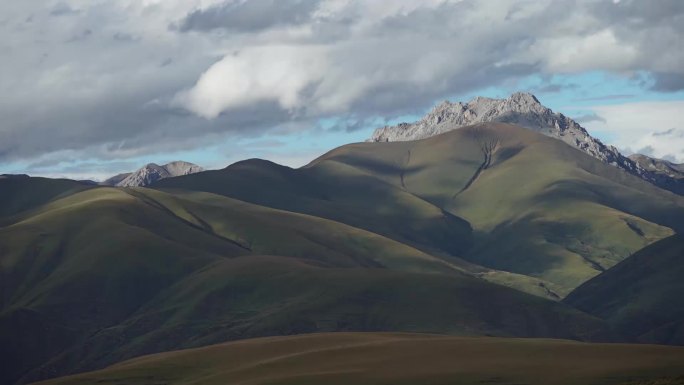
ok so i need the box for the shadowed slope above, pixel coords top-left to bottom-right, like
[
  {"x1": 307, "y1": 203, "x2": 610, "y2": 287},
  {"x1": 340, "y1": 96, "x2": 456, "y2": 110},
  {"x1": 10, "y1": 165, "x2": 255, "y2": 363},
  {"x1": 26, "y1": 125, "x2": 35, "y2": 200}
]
[
  {"x1": 159, "y1": 123, "x2": 684, "y2": 295},
  {"x1": 0, "y1": 187, "x2": 247, "y2": 385},
  {"x1": 156, "y1": 157, "x2": 563, "y2": 298},
  {"x1": 0, "y1": 176, "x2": 93, "y2": 219},
  {"x1": 1, "y1": 183, "x2": 613, "y2": 384},
  {"x1": 565, "y1": 235, "x2": 684, "y2": 345},
  {"x1": 157, "y1": 158, "x2": 475, "y2": 259},
  {"x1": 311, "y1": 123, "x2": 684, "y2": 293},
  {"x1": 35, "y1": 333, "x2": 684, "y2": 385}
]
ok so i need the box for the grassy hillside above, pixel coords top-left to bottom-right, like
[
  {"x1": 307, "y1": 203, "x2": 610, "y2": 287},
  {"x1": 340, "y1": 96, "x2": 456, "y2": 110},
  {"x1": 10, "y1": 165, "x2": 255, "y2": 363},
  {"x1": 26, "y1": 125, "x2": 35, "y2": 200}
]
[
  {"x1": 35, "y1": 333, "x2": 684, "y2": 385},
  {"x1": 158, "y1": 123, "x2": 684, "y2": 295},
  {"x1": 0, "y1": 186, "x2": 247, "y2": 385},
  {"x1": 0, "y1": 175, "x2": 93, "y2": 219},
  {"x1": 157, "y1": 158, "x2": 475, "y2": 259},
  {"x1": 156, "y1": 160, "x2": 564, "y2": 299},
  {"x1": 310, "y1": 124, "x2": 684, "y2": 294},
  {"x1": 565, "y1": 234, "x2": 684, "y2": 345},
  {"x1": 1, "y1": 181, "x2": 612, "y2": 384},
  {"x1": 5, "y1": 123, "x2": 684, "y2": 384},
  {"x1": 135, "y1": 188, "x2": 460, "y2": 273}
]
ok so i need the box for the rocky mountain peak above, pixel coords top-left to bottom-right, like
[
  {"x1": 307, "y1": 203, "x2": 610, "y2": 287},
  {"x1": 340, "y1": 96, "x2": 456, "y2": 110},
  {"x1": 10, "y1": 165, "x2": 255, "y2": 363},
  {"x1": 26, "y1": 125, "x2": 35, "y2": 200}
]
[
  {"x1": 103, "y1": 161, "x2": 204, "y2": 187},
  {"x1": 369, "y1": 92, "x2": 588, "y2": 143},
  {"x1": 369, "y1": 92, "x2": 682, "y2": 195},
  {"x1": 509, "y1": 91, "x2": 540, "y2": 104},
  {"x1": 163, "y1": 161, "x2": 204, "y2": 176}
]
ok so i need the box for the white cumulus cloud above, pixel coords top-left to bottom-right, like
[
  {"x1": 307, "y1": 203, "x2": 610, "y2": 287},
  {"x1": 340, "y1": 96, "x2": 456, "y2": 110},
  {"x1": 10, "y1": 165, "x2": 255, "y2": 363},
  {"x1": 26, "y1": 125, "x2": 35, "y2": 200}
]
[
  {"x1": 583, "y1": 100, "x2": 684, "y2": 162},
  {"x1": 175, "y1": 45, "x2": 329, "y2": 119}
]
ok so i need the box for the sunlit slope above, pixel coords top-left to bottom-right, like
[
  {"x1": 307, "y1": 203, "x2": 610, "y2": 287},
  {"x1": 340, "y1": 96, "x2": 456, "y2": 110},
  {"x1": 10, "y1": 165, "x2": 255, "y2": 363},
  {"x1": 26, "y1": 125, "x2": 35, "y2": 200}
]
[
  {"x1": 134, "y1": 188, "x2": 460, "y2": 273},
  {"x1": 156, "y1": 160, "x2": 565, "y2": 299},
  {"x1": 158, "y1": 124, "x2": 683, "y2": 296},
  {"x1": 1, "y1": 184, "x2": 612, "y2": 384},
  {"x1": 308, "y1": 123, "x2": 684, "y2": 294},
  {"x1": 565, "y1": 234, "x2": 684, "y2": 345},
  {"x1": 35, "y1": 333, "x2": 684, "y2": 385},
  {"x1": 156, "y1": 158, "x2": 475, "y2": 260}
]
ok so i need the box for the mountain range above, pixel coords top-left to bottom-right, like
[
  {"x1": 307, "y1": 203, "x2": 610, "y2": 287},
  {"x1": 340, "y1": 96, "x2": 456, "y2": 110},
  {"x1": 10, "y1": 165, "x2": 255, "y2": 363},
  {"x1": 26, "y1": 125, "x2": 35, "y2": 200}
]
[
  {"x1": 101, "y1": 161, "x2": 203, "y2": 187},
  {"x1": 370, "y1": 92, "x2": 684, "y2": 195},
  {"x1": 628, "y1": 154, "x2": 684, "y2": 195},
  {"x1": 2, "y1": 93, "x2": 684, "y2": 384}
]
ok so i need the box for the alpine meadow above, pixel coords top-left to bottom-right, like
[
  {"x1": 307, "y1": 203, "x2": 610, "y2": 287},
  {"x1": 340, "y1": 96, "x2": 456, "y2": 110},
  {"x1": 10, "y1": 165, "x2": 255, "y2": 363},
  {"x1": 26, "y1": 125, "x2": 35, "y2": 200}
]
[{"x1": 2, "y1": 1, "x2": 684, "y2": 384}]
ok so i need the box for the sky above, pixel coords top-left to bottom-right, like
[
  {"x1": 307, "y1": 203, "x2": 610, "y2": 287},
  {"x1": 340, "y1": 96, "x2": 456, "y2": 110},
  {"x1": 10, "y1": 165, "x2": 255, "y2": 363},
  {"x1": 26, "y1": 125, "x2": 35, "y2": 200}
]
[{"x1": 1, "y1": 0, "x2": 683, "y2": 181}]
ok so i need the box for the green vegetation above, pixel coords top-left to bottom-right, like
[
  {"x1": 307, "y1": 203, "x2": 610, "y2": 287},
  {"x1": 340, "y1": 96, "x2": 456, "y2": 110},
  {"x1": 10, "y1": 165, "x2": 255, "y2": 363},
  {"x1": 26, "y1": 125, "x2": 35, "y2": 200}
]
[
  {"x1": 35, "y1": 333, "x2": 684, "y2": 385},
  {"x1": 0, "y1": 180, "x2": 611, "y2": 385},
  {"x1": 565, "y1": 234, "x2": 684, "y2": 345},
  {"x1": 0, "y1": 176, "x2": 92, "y2": 218},
  {"x1": 159, "y1": 123, "x2": 684, "y2": 295},
  {"x1": 3, "y1": 123, "x2": 684, "y2": 384}
]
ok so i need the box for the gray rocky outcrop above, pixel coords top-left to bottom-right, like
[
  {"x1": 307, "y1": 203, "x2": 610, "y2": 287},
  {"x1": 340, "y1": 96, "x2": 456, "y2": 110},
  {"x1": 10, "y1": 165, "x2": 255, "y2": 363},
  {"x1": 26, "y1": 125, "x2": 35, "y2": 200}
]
[
  {"x1": 629, "y1": 154, "x2": 684, "y2": 195},
  {"x1": 103, "y1": 161, "x2": 203, "y2": 187},
  {"x1": 369, "y1": 92, "x2": 681, "y2": 195}
]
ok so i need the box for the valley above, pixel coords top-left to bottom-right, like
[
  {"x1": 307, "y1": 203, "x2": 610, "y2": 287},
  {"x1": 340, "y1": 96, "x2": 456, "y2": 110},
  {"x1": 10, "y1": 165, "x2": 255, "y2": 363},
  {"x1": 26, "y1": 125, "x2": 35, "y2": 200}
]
[{"x1": 2, "y1": 116, "x2": 683, "y2": 385}]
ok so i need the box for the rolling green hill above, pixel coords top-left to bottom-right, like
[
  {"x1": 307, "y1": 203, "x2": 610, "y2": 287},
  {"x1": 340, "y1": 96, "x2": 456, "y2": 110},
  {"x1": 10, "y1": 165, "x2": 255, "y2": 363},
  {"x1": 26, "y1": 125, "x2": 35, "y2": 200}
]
[
  {"x1": 154, "y1": 157, "x2": 565, "y2": 299},
  {"x1": 0, "y1": 175, "x2": 93, "y2": 219},
  {"x1": 0, "y1": 181, "x2": 613, "y2": 385},
  {"x1": 565, "y1": 234, "x2": 684, "y2": 345},
  {"x1": 5, "y1": 122, "x2": 684, "y2": 384},
  {"x1": 34, "y1": 333, "x2": 684, "y2": 385},
  {"x1": 158, "y1": 123, "x2": 684, "y2": 295},
  {"x1": 157, "y1": 157, "x2": 475, "y2": 260}
]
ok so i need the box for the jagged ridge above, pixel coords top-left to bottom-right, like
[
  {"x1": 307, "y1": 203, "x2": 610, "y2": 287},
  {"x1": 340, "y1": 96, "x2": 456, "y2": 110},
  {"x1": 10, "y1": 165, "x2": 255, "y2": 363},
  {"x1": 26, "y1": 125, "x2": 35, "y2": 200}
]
[
  {"x1": 369, "y1": 92, "x2": 681, "y2": 195},
  {"x1": 629, "y1": 154, "x2": 684, "y2": 195},
  {"x1": 104, "y1": 161, "x2": 204, "y2": 187}
]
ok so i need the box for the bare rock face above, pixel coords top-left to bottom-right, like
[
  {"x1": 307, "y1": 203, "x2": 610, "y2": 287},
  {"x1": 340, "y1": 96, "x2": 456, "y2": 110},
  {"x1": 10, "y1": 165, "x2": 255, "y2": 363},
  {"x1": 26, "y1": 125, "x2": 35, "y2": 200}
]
[
  {"x1": 109, "y1": 161, "x2": 204, "y2": 187},
  {"x1": 629, "y1": 154, "x2": 684, "y2": 195},
  {"x1": 629, "y1": 154, "x2": 684, "y2": 177},
  {"x1": 370, "y1": 92, "x2": 681, "y2": 195}
]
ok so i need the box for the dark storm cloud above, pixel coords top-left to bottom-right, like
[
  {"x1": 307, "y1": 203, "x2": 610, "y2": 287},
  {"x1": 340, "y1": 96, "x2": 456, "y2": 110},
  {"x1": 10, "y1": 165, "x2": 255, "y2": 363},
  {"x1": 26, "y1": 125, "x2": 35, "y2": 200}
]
[
  {"x1": 653, "y1": 128, "x2": 676, "y2": 137},
  {"x1": 536, "y1": 84, "x2": 564, "y2": 93},
  {"x1": 325, "y1": 117, "x2": 382, "y2": 133},
  {"x1": 349, "y1": 62, "x2": 541, "y2": 118},
  {"x1": 652, "y1": 128, "x2": 684, "y2": 138},
  {"x1": 0, "y1": 92, "x2": 294, "y2": 162},
  {"x1": 651, "y1": 73, "x2": 684, "y2": 92},
  {"x1": 574, "y1": 112, "x2": 607, "y2": 124},
  {"x1": 175, "y1": 0, "x2": 321, "y2": 33},
  {"x1": 50, "y1": 3, "x2": 80, "y2": 17},
  {"x1": 591, "y1": 0, "x2": 684, "y2": 30},
  {"x1": 592, "y1": 0, "x2": 684, "y2": 89},
  {"x1": 573, "y1": 94, "x2": 635, "y2": 102},
  {"x1": 530, "y1": 82, "x2": 580, "y2": 94},
  {"x1": 112, "y1": 32, "x2": 140, "y2": 43},
  {"x1": 1, "y1": 0, "x2": 683, "y2": 170},
  {"x1": 67, "y1": 28, "x2": 93, "y2": 42}
]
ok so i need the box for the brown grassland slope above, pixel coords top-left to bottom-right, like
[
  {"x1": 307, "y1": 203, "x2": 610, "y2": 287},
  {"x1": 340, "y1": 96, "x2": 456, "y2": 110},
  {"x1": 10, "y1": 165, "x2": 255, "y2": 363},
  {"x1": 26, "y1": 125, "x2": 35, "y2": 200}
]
[{"x1": 36, "y1": 333, "x2": 684, "y2": 385}]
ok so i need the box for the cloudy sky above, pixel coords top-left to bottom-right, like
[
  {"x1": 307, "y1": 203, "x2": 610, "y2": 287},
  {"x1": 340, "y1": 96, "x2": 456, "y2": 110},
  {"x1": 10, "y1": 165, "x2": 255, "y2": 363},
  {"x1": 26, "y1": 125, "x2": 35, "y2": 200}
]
[{"x1": 1, "y1": 0, "x2": 683, "y2": 180}]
